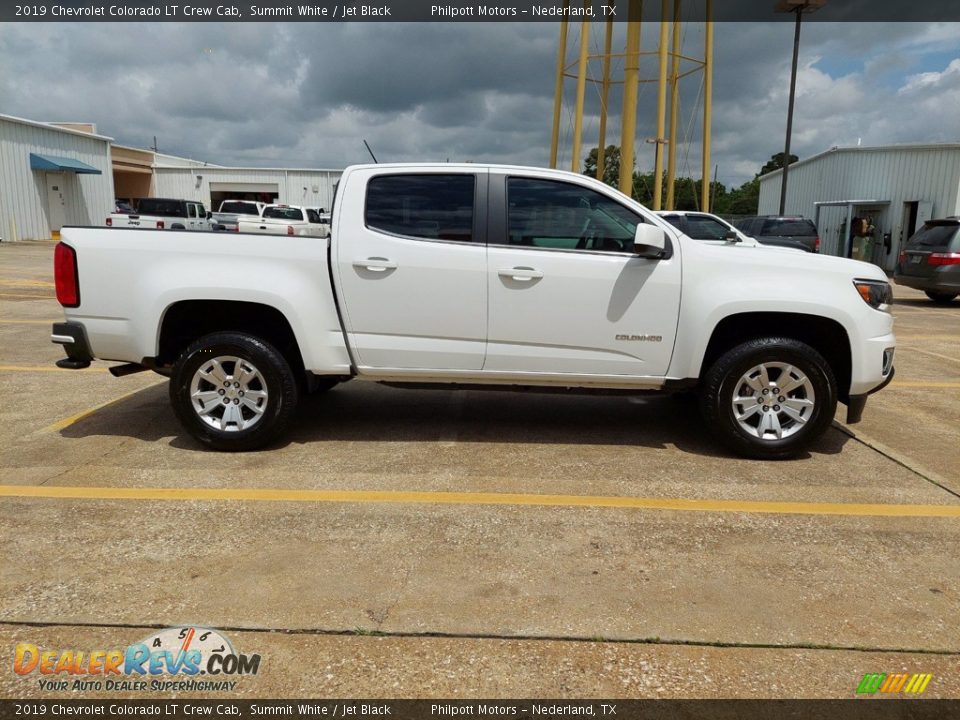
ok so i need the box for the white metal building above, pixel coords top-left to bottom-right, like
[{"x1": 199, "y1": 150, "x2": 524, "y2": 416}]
[
  {"x1": 758, "y1": 144, "x2": 960, "y2": 271},
  {"x1": 153, "y1": 154, "x2": 342, "y2": 212},
  {"x1": 0, "y1": 114, "x2": 114, "y2": 241}
]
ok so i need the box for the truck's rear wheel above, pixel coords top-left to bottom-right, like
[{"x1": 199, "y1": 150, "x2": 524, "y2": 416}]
[
  {"x1": 700, "y1": 337, "x2": 836, "y2": 460},
  {"x1": 169, "y1": 331, "x2": 299, "y2": 451}
]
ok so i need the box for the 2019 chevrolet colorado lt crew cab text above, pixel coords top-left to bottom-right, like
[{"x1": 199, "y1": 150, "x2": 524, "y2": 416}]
[{"x1": 51, "y1": 164, "x2": 895, "y2": 458}]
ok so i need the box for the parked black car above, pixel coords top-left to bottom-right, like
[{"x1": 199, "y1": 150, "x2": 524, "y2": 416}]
[
  {"x1": 734, "y1": 216, "x2": 820, "y2": 253},
  {"x1": 894, "y1": 218, "x2": 960, "y2": 304}
]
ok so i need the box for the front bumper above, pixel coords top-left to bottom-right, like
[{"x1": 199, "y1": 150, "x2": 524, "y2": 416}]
[
  {"x1": 51, "y1": 322, "x2": 93, "y2": 369},
  {"x1": 845, "y1": 366, "x2": 895, "y2": 424}
]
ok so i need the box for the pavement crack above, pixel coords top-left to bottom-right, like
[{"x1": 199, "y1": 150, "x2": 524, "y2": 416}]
[{"x1": 1, "y1": 620, "x2": 958, "y2": 657}]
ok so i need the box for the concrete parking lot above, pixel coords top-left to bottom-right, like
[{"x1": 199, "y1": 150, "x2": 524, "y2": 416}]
[{"x1": 1, "y1": 239, "x2": 958, "y2": 699}]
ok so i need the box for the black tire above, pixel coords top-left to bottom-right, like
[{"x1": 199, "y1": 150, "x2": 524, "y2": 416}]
[
  {"x1": 925, "y1": 290, "x2": 958, "y2": 305},
  {"x1": 169, "y1": 331, "x2": 299, "y2": 451},
  {"x1": 700, "y1": 337, "x2": 837, "y2": 460}
]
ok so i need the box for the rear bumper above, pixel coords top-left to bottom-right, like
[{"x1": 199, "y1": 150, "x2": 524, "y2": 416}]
[
  {"x1": 894, "y1": 268, "x2": 960, "y2": 292},
  {"x1": 51, "y1": 322, "x2": 93, "y2": 369}
]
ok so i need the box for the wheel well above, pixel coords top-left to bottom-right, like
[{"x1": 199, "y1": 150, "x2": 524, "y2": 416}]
[
  {"x1": 157, "y1": 300, "x2": 305, "y2": 375},
  {"x1": 699, "y1": 312, "x2": 852, "y2": 400}
]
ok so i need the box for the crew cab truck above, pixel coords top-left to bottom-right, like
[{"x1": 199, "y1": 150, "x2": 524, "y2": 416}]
[
  {"x1": 52, "y1": 164, "x2": 896, "y2": 458},
  {"x1": 211, "y1": 199, "x2": 267, "y2": 232},
  {"x1": 106, "y1": 198, "x2": 213, "y2": 231},
  {"x1": 236, "y1": 204, "x2": 328, "y2": 237}
]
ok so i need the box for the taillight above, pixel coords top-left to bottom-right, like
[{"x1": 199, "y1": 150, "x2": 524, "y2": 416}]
[
  {"x1": 898, "y1": 250, "x2": 907, "y2": 267},
  {"x1": 928, "y1": 252, "x2": 960, "y2": 266},
  {"x1": 287, "y1": 225, "x2": 294, "y2": 236},
  {"x1": 814, "y1": 237, "x2": 820, "y2": 253},
  {"x1": 106, "y1": 217, "x2": 112, "y2": 227},
  {"x1": 54, "y1": 242, "x2": 80, "y2": 308},
  {"x1": 156, "y1": 220, "x2": 165, "y2": 230}
]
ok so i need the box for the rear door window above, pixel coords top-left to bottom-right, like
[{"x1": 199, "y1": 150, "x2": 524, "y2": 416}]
[{"x1": 365, "y1": 174, "x2": 476, "y2": 242}]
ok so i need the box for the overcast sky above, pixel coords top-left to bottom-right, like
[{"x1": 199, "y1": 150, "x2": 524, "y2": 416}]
[{"x1": 1, "y1": 21, "x2": 958, "y2": 188}]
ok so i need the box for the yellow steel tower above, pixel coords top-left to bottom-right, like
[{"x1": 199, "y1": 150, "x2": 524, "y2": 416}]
[{"x1": 549, "y1": 0, "x2": 714, "y2": 211}]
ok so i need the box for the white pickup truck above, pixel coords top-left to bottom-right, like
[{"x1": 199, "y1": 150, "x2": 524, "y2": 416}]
[
  {"x1": 106, "y1": 198, "x2": 213, "y2": 231},
  {"x1": 236, "y1": 204, "x2": 328, "y2": 237},
  {"x1": 210, "y1": 199, "x2": 267, "y2": 232},
  {"x1": 52, "y1": 163, "x2": 895, "y2": 458}
]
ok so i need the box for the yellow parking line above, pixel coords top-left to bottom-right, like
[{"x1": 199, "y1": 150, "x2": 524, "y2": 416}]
[
  {"x1": 900, "y1": 347, "x2": 960, "y2": 365},
  {"x1": 44, "y1": 383, "x2": 163, "y2": 432},
  {"x1": 0, "y1": 293, "x2": 56, "y2": 300},
  {"x1": 0, "y1": 485, "x2": 958, "y2": 518},
  {"x1": 0, "y1": 319, "x2": 59, "y2": 325},
  {"x1": 0, "y1": 364, "x2": 105, "y2": 373},
  {"x1": 896, "y1": 335, "x2": 960, "y2": 341},
  {"x1": 0, "y1": 279, "x2": 54, "y2": 288},
  {"x1": 891, "y1": 380, "x2": 960, "y2": 389}
]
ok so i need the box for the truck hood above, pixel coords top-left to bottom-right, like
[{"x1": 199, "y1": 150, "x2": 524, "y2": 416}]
[{"x1": 688, "y1": 236, "x2": 889, "y2": 283}]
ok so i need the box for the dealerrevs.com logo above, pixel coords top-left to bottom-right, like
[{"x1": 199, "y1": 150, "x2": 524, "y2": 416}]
[{"x1": 13, "y1": 626, "x2": 261, "y2": 692}]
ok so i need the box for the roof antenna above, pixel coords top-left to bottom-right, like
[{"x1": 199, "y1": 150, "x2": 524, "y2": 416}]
[{"x1": 363, "y1": 139, "x2": 378, "y2": 164}]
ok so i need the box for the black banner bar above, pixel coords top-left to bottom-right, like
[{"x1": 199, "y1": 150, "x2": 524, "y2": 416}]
[
  {"x1": 4, "y1": 0, "x2": 960, "y2": 23},
  {"x1": 1, "y1": 700, "x2": 959, "y2": 720}
]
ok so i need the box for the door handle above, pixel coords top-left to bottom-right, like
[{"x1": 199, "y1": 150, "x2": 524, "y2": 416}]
[
  {"x1": 498, "y1": 267, "x2": 543, "y2": 282},
  {"x1": 353, "y1": 257, "x2": 398, "y2": 272}
]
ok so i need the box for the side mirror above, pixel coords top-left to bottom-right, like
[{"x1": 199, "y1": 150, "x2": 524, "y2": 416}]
[
  {"x1": 633, "y1": 224, "x2": 667, "y2": 258},
  {"x1": 723, "y1": 229, "x2": 740, "y2": 242},
  {"x1": 206, "y1": 211, "x2": 213, "y2": 219}
]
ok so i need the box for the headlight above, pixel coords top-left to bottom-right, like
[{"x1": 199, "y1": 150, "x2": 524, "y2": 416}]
[{"x1": 853, "y1": 279, "x2": 893, "y2": 311}]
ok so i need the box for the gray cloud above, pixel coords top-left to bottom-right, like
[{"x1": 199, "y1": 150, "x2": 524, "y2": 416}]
[{"x1": 0, "y1": 21, "x2": 957, "y2": 189}]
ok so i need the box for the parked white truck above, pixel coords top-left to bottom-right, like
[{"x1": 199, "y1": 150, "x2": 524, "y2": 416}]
[
  {"x1": 53, "y1": 164, "x2": 895, "y2": 458},
  {"x1": 210, "y1": 199, "x2": 267, "y2": 232},
  {"x1": 106, "y1": 198, "x2": 213, "y2": 231},
  {"x1": 236, "y1": 204, "x2": 329, "y2": 237}
]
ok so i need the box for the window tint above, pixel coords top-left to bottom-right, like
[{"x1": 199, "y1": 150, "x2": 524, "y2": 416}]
[
  {"x1": 264, "y1": 206, "x2": 304, "y2": 221},
  {"x1": 907, "y1": 223, "x2": 959, "y2": 250},
  {"x1": 220, "y1": 201, "x2": 260, "y2": 215},
  {"x1": 660, "y1": 215, "x2": 684, "y2": 230},
  {"x1": 306, "y1": 209, "x2": 322, "y2": 224},
  {"x1": 684, "y1": 215, "x2": 731, "y2": 240},
  {"x1": 507, "y1": 178, "x2": 640, "y2": 252},
  {"x1": 188, "y1": 204, "x2": 198, "y2": 218},
  {"x1": 760, "y1": 219, "x2": 817, "y2": 236},
  {"x1": 137, "y1": 199, "x2": 186, "y2": 217},
  {"x1": 365, "y1": 174, "x2": 475, "y2": 242}
]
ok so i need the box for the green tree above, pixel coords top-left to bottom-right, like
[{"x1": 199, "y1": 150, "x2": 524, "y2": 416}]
[
  {"x1": 582, "y1": 145, "x2": 622, "y2": 187},
  {"x1": 759, "y1": 152, "x2": 798, "y2": 175}
]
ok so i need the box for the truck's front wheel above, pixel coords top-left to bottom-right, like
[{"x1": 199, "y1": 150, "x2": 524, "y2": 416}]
[
  {"x1": 169, "y1": 332, "x2": 299, "y2": 451},
  {"x1": 700, "y1": 338, "x2": 837, "y2": 460}
]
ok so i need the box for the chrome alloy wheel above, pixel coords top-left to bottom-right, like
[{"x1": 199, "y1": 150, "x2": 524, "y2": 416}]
[
  {"x1": 188, "y1": 356, "x2": 269, "y2": 432},
  {"x1": 730, "y1": 362, "x2": 816, "y2": 441}
]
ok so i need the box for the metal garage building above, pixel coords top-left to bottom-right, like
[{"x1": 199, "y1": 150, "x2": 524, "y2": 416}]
[
  {"x1": 0, "y1": 114, "x2": 114, "y2": 241},
  {"x1": 152, "y1": 154, "x2": 342, "y2": 213},
  {"x1": 758, "y1": 144, "x2": 960, "y2": 271}
]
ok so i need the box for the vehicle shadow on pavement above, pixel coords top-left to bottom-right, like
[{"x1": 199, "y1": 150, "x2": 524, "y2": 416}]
[
  {"x1": 57, "y1": 381, "x2": 850, "y2": 460},
  {"x1": 893, "y1": 298, "x2": 960, "y2": 309}
]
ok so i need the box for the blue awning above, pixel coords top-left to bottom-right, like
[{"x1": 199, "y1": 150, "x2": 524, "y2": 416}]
[{"x1": 29, "y1": 153, "x2": 102, "y2": 175}]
